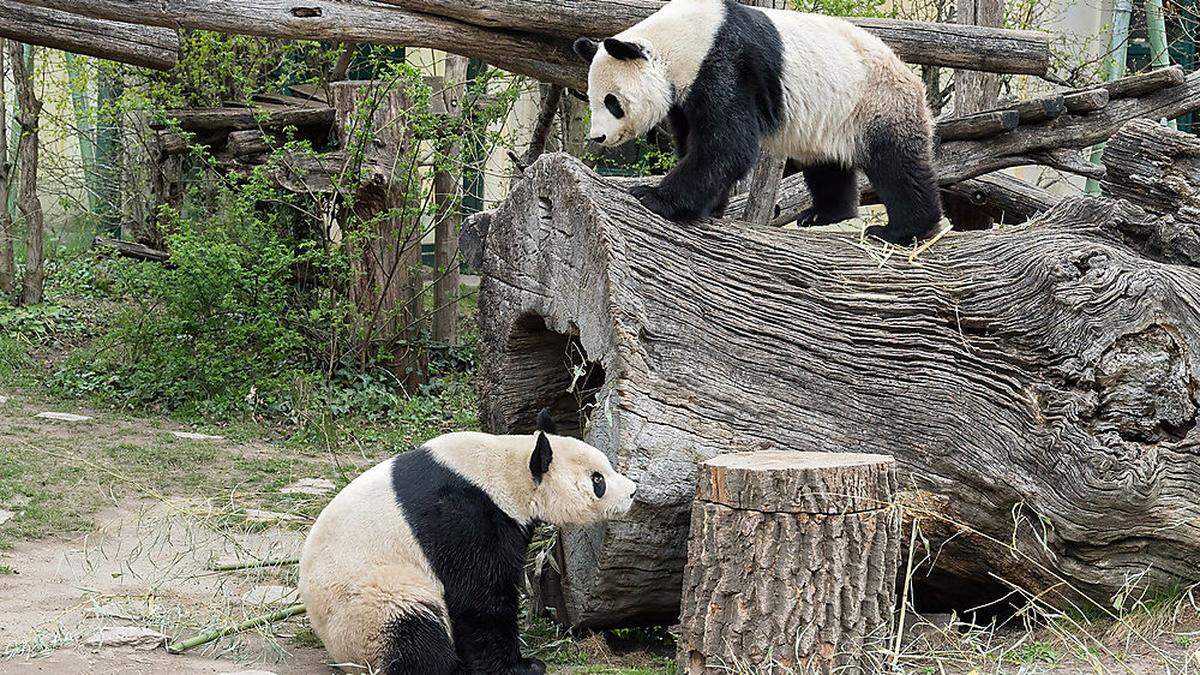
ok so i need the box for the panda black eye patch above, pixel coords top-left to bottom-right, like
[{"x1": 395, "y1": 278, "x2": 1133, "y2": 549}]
[
  {"x1": 591, "y1": 472, "x2": 606, "y2": 498},
  {"x1": 604, "y1": 94, "x2": 625, "y2": 120}
]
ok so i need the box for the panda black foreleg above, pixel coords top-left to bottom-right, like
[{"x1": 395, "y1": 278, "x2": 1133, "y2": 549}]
[
  {"x1": 451, "y1": 606, "x2": 544, "y2": 675},
  {"x1": 795, "y1": 162, "x2": 860, "y2": 227},
  {"x1": 630, "y1": 127, "x2": 759, "y2": 222},
  {"x1": 859, "y1": 125, "x2": 943, "y2": 245}
]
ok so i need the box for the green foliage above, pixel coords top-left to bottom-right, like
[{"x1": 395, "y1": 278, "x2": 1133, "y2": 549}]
[
  {"x1": 792, "y1": 0, "x2": 885, "y2": 18},
  {"x1": 51, "y1": 174, "x2": 304, "y2": 415}
]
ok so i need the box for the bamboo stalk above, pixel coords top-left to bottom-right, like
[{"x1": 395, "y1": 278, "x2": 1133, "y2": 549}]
[
  {"x1": 167, "y1": 604, "x2": 306, "y2": 654},
  {"x1": 207, "y1": 557, "x2": 300, "y2": 571},
  {"x1": 1086, "y1": 0, "x2": 1133, "y2": 194}
]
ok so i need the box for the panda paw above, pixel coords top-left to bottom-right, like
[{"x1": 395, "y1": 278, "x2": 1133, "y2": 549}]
[
  {"x1": 628, "y1": 184, "x2": 675, "y2": 221},
  {"x1": 505, "y1": 657, "x2": 547, "y2": 675}
]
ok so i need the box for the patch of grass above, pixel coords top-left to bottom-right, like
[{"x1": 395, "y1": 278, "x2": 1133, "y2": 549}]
[
  {"x1": 289, "y1": 627, "x2": 324, "y2": 649},
  {"x1": 1005, "y1": 640, "x2": 1059, "y2": 665},
  {"x1": 0, "y1": 564, "x2": 15, "y2": 575}
]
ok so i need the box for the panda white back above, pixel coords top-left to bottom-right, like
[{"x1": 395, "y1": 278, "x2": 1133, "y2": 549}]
[{"x1": 574, "y1": 0, "x2": 942, "y2": 243}]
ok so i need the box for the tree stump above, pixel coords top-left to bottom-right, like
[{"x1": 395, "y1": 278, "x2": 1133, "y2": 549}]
[
  {"x1": 471, "y1": 152, "x2": 1200, "y2": 628},
  {"x1": 679, "y1": 452, "x2": 900, "y2": 674}
]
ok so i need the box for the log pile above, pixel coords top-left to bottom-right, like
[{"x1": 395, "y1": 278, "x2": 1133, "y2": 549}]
[{"x1": 473, "y1": 120, "x2": 1200, "y2": 627}]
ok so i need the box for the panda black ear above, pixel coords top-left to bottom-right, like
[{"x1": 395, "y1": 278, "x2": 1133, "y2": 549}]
[
  {"x1": 573, "y1": 37, "x2": 599, "y2": 63},
  {"x1": 603, "y1": 38, "x2": 646, "y2": 61},
  {"x1": 530, "y1": 432, "x2": 554, "y2": 483},
  {"x1": 536, "y1": 407, "x2": 558, "y2": 434}
]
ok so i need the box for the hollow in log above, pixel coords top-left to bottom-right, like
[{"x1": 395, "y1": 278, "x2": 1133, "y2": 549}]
[
  {"x1": 678, "y1": 451, "x2": 900, "y2": 674},
  {"x1": 474, "y1": 153, "x2": 1200, "y2": 627}
]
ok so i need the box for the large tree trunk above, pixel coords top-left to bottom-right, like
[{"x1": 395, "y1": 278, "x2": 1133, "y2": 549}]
[
  {"x1": 0, "y1": 0, "x2": 178, "y2": 70},
  {"x1": 473, "y1": 151, "x2": 1200, "y2": 627},
  {"x1": 13, "y1": 0, "x2": 1052, "y2": 90},
  {"x1": 10, "y1": 41, "x2": 44, "y2": 306},
  {"x1": 332, "y1": 81, "x2": 426, "y2": 389},
  {"x1": 0, "y1": 38, "x2": 13, "y2": 299}
]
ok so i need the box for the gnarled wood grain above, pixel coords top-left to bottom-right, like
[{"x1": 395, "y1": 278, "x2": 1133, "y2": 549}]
[{"x1": 476, "y1": 152, "x2": 1200, "y2": 627}]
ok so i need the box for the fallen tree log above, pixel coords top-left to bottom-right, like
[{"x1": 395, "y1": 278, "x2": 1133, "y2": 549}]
[
  {"x1": 475, "y1": 152, "x2": 1200, "y2": 627},
  {"x1": 0, "y1": 0, "x2": 178, "y2": 70},
  {"x1": 14, "y1": 0, "x2": 1049, "y2": 89}
]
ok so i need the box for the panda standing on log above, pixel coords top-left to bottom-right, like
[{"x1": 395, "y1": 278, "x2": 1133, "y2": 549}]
[
  {"x1": 574, "y1": 0, "x2": 943, "y2": 245},
  {"x1": 299, "y1": 410, "x2": 636, "y2": 674}
]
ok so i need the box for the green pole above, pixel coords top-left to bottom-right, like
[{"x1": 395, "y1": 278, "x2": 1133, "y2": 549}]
[
  {"x1": 1086, "y1": 0, "x2": 1133, "y2": 195},
  {"x1": 1145, "y1": 0, "x2": 1177, "y2": 130}
]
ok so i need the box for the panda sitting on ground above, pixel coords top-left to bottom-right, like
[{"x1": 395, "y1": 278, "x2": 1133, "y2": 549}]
[
  {"x1": 573, "y1": 0, "x2": 943, "y2": 245},
  {"x1": 299, "y1": 410, "x2": 636, "y2": 674}
]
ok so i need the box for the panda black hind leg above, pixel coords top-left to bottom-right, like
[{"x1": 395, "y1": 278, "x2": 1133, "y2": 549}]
[
  {"x1": 795, "y1": 161, "x2": 860, "y2": 227},
  {"x1": 859, "y1": 123, "x2": 943, "y2": 245},
  {"x1": 376, "y1": 603, "x2": 460, "y2": 675}
]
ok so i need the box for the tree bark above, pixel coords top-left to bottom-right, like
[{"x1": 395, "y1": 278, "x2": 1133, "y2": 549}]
[
  {"x1": 0, "y1": 38, "x2": 13, "y2": 299},
  {"x1": 941, "y1": 171, "x2": 1061, "y2": 224},
  {"x1": 474, "y1": 152, "x2": 1200, "y2": 627},
  {"x1": 333, "y1": 81, "x2": 426, "y2": 389},
  {"x1": 1101, "y1": 119, "x2": 1200, "y2": 265},
  {"x1": 10, "y1": 41, "x2": 44, "y2": 306},
  {"x1": 13, "y1": 0, "x2": 1051, "y2": 90},
  {"x1": 432, "y1": 55, "x2": 470, "y2": 346},
  {"x1": 678, "y1": 452, "x2": 900, "y2": 674},
  {"x1": 0, "y1": 0, "x2": 178, "y2": 70}
]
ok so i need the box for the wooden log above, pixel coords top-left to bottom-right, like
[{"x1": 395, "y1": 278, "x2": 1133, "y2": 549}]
[
  {"x1": 1063, "y1": 88, "x2": 1110, "y2": 114},
  {"x1": 678, "y1": 451, "x2": 900, "y2": 674},
  {"x1": 1101, "y1": 118, "x2": 1200, "y2": 264},
  {"x1": 163, "y1": 105, "x2": 335, "y2": 133},
  {"x1": 225, "y1": 129, "x2": 271, "y2": 157},
  {"x1": 13, "y1": 0, "x2": 1051, "y2": 89},
  {"x1": 432, "y1": 55, "x2": 470, "y2": 346},
  {"x1": 1089, "y1": 65, "x2": 1186, "y2": 99},
  {"x1": 941, "y1": 172, "x2": 1061, "y2": 224},
  {"x1": 476, "y1": 152, "x2": 1200, "y2": 627},
  {"x1": 0, "y1": 0, "x2": 177, "y2": 70},
  {"x1": 1007, "y1": 93, "x2": 1067, "y2": 123},
  {"x1": 734, "y1": 69, "x2": 1200, "y2": 226},
  {"x1": 936, "y1": 110, "x2": 1019, "y2": 141},
  {"x1": 741, "y1": 149, "x2": 786, "y2": 225},
  {"x1": 92, "y1": 236, "x2": 169, "y2": 262}
]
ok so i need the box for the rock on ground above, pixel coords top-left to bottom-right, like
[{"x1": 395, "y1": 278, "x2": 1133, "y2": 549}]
[
  {"x1": 35, "y1": 412, "x2": 93, "y2": 422},
  {"x1": 240, "y1": 585, "x2": 298, "y2": 607},
  {"x1": 280, "y1": 479, "x2": 335, "y2": 497},
  {"x1": 83, "y1": 626, "x2": 168, "y2": 650},
  {"x1": 0, "y1": 510, "x2": 13, "y2": 526},
  {"x1": 171, "y1": 431, "x2": 225, "y2": 441}
]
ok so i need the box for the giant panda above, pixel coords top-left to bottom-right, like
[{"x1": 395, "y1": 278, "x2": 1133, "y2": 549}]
[
  {"x1": 573, "y1": 0, "x2": 943, "y2": 245},
  {"x1": 299, "y1": 411, "x2": 636, "y2": 674}
]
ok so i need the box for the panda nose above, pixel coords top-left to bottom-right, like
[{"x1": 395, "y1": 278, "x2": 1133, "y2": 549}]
[{"x1": 591, "y1": 134, "x2": 606, "y2": 144}]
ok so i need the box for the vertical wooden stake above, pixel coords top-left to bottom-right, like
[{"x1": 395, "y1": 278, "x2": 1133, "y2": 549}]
[{"x1": 432, "y1": 54, "x2": 470, "y2": 346}]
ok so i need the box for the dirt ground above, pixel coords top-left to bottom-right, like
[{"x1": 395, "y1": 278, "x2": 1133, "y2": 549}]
[{"x1": 2, "y1": 390, "x2": 1199, "y2": 674}]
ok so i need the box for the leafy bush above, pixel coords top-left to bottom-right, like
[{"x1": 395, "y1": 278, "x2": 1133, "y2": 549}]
[{"x1": 53, "y1": 175, "x2": 304, "y2": 415}]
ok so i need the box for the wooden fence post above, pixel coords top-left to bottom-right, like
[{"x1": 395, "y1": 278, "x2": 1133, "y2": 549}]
[{"x1": 678, "y1": 451, "x2": 900, "y2": 674}]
